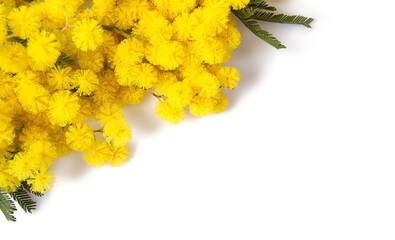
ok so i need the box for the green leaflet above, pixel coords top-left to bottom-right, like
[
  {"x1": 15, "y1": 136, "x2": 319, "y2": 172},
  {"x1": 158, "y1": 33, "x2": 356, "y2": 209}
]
[
  {"x1": 247, "y1": 11, "x2": 314, "y2": 28},
  {"x1": 56, "y1": 52, "x2": 76, "y2": 66},
  {"x1": 10, "y1": 187, "x2": 36, "y2": 213},
  {"x1": 232, "y1": 7, "x2": 258, "y2": 19},
  {"x1": 248, "y1": 0, "x2": 277, "y2": 11},
  {"x1": 0, "y1": 189, "x2": 17, "y2": 222},
  {"x1": 7, "y1": 36, "x2": 28, "y2": 47},
  {"x1": 22, "y1": 181, "x2": 44, "y2": 197},
  {"x1": 238, "y1": 17, "x2": 286, "y2": 49},
  {"x1": 1, "y1": 183, "x2": 40, "y2": 221},
  {"x1": 232, "y1": 2, "x2": 314, "y2": 49}
]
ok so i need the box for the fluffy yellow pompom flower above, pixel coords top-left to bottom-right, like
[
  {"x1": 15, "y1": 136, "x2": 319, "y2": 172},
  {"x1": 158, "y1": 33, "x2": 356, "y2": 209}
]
[
  {"x1": 106, "y1": 144, "x2": 128, "y2": 167},
  {"x1": 189, "y1": 91, "x2": 228, "y2": 117},
  {"x1": 7, "y1": 5, "x2": 42, "y2": 39},
  {"x1": 72, "y1": 18, "x2": 104, "y2": 51},
  {"x1": 48, "y1": 90, "x2": 80, "y2": 127},
  {"x1": 146, "y1": 40, "x2": 185, "y2": 70},
  {"x1": 155, "y1": 100, "x2": 185, "y2": 124},
  {"x1": 28, "y1": 140, "x2": 57, "y2": 168},
  {"x1": 216, "y1": 66, "x2": 240, "y2": 89},
  {"x1": 47, "y1": 67, "x2": 73, "y2": 90},
  {"x1": 186, "y1": 69, "x2": 220, "y2": 98},
  {"x1": 27, "y1": 169, "x2": 55, "y2": 194},
  {"x1": 165, "y1": 81, "x2": 194, "y2": 108},
  {"x1": 92, "y1": 0, "x2": 116, "y2": 21},
  {"x1": 151, "y1": 0, "x2": 197, "y2": 20},
  {"x1": 71, "y1": 69, "x2": 99, "y2": 96},
  {"x1": 114, "y1": 0, "x2": 149, "y2": 30},
  {"x1": 0, "y1": 158, "x2": 20, "y2": 192},
  {"x1": 0, "y1": 42, "x2": 29, "y2": 73},
  {"x1": 28, "y1": 31, "x2": 61, "y2": 70},
  {"x1": 7, "y1": 153, "x2": 37, "y2": 181},
  {"x1": 97, "y1": 103, "x2": 123, "y2": 125},
  {"x1": 116, "y1": 86, "x2": 145, "y2": 106},
  {"x1": 103, "y1": 119, "x2": 132, "y2": 147},
  {"x1": 82, "y1": 140, "x2": 110, "y2": 167},
  {"x1": 16, "y1": 72, "x2": 51, "y2": 114},
  {"x1": 133, "y1": 63, "x2": 158, "y2": 89},
  {"x1": 78, "y1": 50, "x2": 104, "y2": 73},
  {"x1": 0, "y1": 4, "x2": 7, "y2": 44},
  {"x1": 66, "y1": 124, "x2": 95, "y2": 151},
  {"x1": 113, "y1": 38, "x2": 145, "y2": 67},
  {"x1": 230, "y1": 0, "x2": 250, "y2": 10},
  {"x1": 0, "y1": 0, "x2": 264, "y2": 200},
  {"x1": 0, "y1": 121, "x2": 15, "y2": 152}
]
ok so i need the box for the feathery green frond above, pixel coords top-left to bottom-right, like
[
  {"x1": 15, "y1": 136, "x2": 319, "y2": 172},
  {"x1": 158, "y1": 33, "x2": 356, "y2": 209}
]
[
  {"x1": 0, "y1": 189, "x2": 17, "y2": 222},
  {"x1": 22, "y1": 181, "x2": 43, "y2": 197},
  {"x1": 233, "y1": 10, "x2": 286, "y2": 49},
  {"x1": 56, "y1": 52, "x2": 76, "y2": 66},
  {"x1": 248, "y1": 11, "x2": 314, "y2": 28},
  {"x1": 232, "y1": 7, "x2": 258, "y2": 19},
  {"x1": 248, "y1": 0, "x2": 277, "y2": 11},
  {"x1": 10, "y1": 187, "x2": 36, "y2": 213},
  {"x1": 8, "y1": 36, "x2": 28, "y2": 46}
]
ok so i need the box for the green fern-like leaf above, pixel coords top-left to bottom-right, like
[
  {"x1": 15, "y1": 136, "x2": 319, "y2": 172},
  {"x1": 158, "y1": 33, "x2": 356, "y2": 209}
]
[
  {"x1": 248, "y1": 0, "x2": 277, "y2": 11},
  {"x1": 56, "y1": 52, "x2": 76, "y2": 66},
  {"x1": 10, "y1": 187, "x2": 36, "y2": 213},
  {"x1": 233, "y1": 10, "x2": 286, "y2": 49},
  {"x1": 7, "y1": 36, "x2": 28, "y2": 46},
  {"x1": 0, "y1": 189, "x2": 17, "y2": 222},
  {"x1": 22, "y1": 181, "x2": 43, "y2": 197},
  {"x1": 232, "y1": 7, "x2": 258, "y2": 19},
  {"x1": 248, "y1": 11, "x2": 314, "y2": 28}
]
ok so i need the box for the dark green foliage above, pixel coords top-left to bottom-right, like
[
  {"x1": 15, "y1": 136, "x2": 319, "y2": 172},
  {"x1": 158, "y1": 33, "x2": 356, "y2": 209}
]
[
  {"x1": 56, "y1": 52, "x2": 76, "y2": 66},
  {"x1": 248, "y1": 0, "x2": 277, "y2": 11},
  {"x1": 0, "y1": 189, "x2": 17, "y2": 222},
  {"x1": 22, "y1": 181, "x2": 43, "y2": 197},
  {"x1": 0, "y1": 183, "x2": 40, "y2": 221},
  {"x1": 239, "y1": 17, "x2": 286, "y2": 49},
  {"x1": 232, "y1": 7, "x2": 258, "y2": 19},
  {"x1": 232, "y1": 3, "x2": 314, "y2": 49},
  {"x1": 9, "y1": 187, "x2": 36, "y2": 213},
  {"x1": 247, "y1": 11, "x2": 314, "y2": 28},
  {"x1": 7, "y1": 36, "x2": 28, "y2": 47}
]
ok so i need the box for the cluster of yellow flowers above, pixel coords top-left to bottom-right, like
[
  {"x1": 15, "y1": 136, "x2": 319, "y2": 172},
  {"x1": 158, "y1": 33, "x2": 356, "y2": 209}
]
[{"x1": 0, "y1": 0, "x2": 246, "y2": 194}]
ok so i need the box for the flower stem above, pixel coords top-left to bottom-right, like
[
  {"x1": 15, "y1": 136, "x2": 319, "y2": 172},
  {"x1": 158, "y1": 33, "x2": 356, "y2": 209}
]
[{"x1": 102, "y1": 25, "x2": 149, "y2": 43}]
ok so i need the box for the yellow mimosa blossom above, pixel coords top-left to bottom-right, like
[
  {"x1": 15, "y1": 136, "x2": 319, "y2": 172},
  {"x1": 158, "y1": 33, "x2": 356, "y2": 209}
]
[
  {"x1": 70, "y1": 69, "x2": 99, "y2": 96},
  {"x1": 0, "y1": 0, "x2": 266, "y2": 198},
  {"x1": 28, "y1": 31, "x2": 61, "y2": 70},
  {"x1": 0, "y1": 158, "x2": 20, "y2": 192},
  {"x1": 0, "y1": 0, "x2": 314, "y2": 221},
  {"x1": 106, "y1": 144, "x2": 128, "y2": 167},
  {"x1": 27, "y1": 169, "x2": 55, "y2": 194},
  {"x1": 103, "y1": 119, "x2": 132, "y2": 147},
  {"x1": 65, "y1": 124, "x2": 95, "y2": 151},
  {"x1": 48, "y1": 90, "x2": 80, "y2": 127},
  {"x1": 7, "y1": 153, "x2": 37, "y2": 181},
  {"x1": 155, "y1": 100, "x2": 185, "y2": 124},
  {"x1": 82, "y1": 140, "x2": 110, "y2": 167},
  {"x1": 72, "y1": 18, "x2": 104, "y2": 51},
  {"x1": 47, "y1": 67, "x2": 73, "y2": 90},
  {"x1": 8, "y1": 5, "x2": 42, "y2": 39},
  {"x1": 0, "y1": 42, "x2": 29, "y2": 73},
  {"x1": 97, "y1": 103, "x2": 123, "y2": 125}
]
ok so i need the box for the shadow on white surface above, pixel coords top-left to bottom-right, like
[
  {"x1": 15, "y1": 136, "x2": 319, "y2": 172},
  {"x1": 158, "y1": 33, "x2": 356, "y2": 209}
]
[
  {"x1": 50, "y1": 151, "x2": 88, "y2": 179},
  {"x1": 225, "y1": 18, "x2": 271, "y2": 110}
]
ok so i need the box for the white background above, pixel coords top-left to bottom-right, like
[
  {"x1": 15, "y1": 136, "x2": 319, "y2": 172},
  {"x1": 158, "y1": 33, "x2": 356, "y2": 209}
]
[{"x1": 3, "y1": 0, "x2": 395, "y2": 239}]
